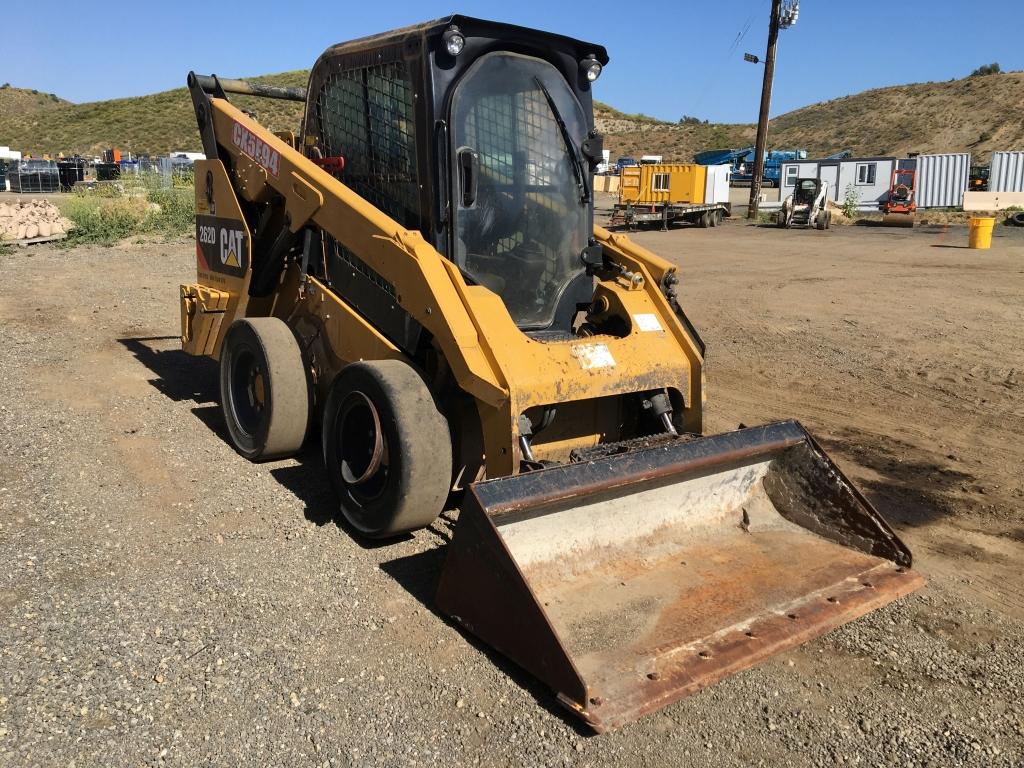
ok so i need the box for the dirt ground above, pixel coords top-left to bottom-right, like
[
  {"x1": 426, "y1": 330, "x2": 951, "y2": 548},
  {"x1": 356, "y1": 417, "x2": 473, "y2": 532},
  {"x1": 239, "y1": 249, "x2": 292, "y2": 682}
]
[{"x1": 1, "y1": 219, "x2": 1023, "y2": 767}]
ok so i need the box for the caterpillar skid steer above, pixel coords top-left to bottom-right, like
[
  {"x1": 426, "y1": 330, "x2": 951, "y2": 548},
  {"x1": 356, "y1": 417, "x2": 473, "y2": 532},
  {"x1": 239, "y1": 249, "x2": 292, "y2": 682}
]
[{"x1": 180, "y1": 15, "x2": 923, "y2": 732}]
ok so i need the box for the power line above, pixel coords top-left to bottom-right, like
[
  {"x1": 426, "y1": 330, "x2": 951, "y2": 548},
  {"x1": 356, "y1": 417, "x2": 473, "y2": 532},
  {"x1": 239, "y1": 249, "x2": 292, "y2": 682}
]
[{"x1": 690, "y1": 0, "x2": 769, "y2": 118}]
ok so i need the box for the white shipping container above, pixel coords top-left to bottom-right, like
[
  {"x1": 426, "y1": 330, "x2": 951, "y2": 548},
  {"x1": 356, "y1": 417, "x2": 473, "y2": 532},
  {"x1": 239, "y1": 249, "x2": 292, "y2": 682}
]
[
  {"x1": 989, "y1": 151, "x2": 1024, "y2": 193},
  {"x1": 915, "y1": 153, "x2": 970, "y2": 208}
]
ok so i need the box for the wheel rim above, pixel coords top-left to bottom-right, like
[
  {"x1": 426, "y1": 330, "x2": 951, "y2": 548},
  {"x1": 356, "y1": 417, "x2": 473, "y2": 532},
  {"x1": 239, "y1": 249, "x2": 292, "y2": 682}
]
[
  {"x1": 335, "y1": 391, "x2": 389, "y2": 504},
  {"x1": 229, "y1": 348, "x2": 265, "y2": 439}
]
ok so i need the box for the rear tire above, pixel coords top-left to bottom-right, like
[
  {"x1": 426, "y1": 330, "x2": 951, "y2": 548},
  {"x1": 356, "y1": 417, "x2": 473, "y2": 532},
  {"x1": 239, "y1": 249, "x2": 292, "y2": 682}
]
[
  {"x1": 220, "y1": 317, "x2": 310, "y2": 461},
  {"x1": 322, "y1": 360, "x2": 452, "y2": 538}
]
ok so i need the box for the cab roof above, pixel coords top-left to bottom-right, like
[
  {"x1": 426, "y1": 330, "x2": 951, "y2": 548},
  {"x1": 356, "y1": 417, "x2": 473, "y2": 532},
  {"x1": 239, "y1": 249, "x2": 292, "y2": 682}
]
[{"x1": 318, "y1": 14, "x2": 609, "y2": 65}]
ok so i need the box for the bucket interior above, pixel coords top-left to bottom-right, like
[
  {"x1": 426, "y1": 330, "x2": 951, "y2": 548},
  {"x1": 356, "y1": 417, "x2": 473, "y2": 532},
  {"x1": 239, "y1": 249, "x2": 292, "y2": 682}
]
[{"x1": 490, "y1": 449, "x2": 920, "y2": 729}]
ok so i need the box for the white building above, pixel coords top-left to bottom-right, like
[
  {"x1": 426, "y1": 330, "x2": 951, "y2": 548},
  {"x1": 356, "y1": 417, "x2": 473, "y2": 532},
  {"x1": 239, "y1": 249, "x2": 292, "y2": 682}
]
[{"x1": 780, "y1": 156, "x2": 898, "y2": 211}]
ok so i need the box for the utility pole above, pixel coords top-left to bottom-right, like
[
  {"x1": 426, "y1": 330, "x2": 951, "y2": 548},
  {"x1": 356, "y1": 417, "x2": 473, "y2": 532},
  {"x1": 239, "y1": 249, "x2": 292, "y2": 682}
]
[{"x1": 747, "y1": 0, "x2": 781, "y2": 220}]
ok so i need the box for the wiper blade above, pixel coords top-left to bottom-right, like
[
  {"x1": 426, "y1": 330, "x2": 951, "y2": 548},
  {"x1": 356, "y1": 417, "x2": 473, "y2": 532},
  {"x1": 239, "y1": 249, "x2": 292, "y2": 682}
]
[{"x1": 533, "y1": 76, "x2": 590, "y2": 204}]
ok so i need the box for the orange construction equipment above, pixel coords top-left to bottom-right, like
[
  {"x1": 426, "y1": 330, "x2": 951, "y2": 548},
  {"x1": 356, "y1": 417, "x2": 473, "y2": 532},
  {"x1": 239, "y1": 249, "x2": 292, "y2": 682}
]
[{"x1": 881, "y1": 168, "x2": 916, "y2": 227}]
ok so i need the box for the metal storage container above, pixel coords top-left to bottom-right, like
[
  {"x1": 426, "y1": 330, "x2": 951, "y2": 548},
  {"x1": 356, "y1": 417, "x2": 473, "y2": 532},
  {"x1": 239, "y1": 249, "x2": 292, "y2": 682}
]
[
  {"x1": 619, "y1": 163, "x2": 707, "y2": 205},
  {"x1": 57, "y1": 160, "x2": 86, "y2": 192},
  {"x1": 95, "y1": 163, "x2": 120, "y2": 181},
  {"x1": 8, "y1": 160, "x2": 61, "y2": 193},
  {"x1": 915, "y1": 153, "x2": 970, "y2": 208},
  {"x1": 989, "y1": 151, "x2": 1024, "y2": 193}
]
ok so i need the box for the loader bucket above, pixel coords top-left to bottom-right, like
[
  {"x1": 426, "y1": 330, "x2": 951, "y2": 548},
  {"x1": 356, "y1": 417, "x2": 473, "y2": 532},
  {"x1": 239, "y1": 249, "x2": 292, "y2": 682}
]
[{"x1": 436, "y1": 421, "x2": 924, "y2": 732}]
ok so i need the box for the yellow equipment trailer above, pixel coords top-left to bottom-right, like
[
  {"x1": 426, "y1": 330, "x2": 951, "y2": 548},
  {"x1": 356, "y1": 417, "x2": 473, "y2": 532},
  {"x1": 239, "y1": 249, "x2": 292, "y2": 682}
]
[
  {"x1": 611, "y1": 163, "x2": 731, "y2": 230},
  {"x1": 179, "y1": 15, "x2": 923, "y2": 732}
]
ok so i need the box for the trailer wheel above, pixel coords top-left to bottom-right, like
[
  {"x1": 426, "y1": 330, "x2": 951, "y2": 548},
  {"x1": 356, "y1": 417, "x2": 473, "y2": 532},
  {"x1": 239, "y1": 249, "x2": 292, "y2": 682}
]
[
  {"x1": 698, "y1": 212, "x2": 711, "y2": 228},
  {"x1": 322, "y1": 360, "x2": 452, "y2": 538},
  {"x1": 220, "y1": 318, "x2": 310, "y2": 461},
  {"x1": 708, "y1": 210, "x2": 719, "y2": 227}
]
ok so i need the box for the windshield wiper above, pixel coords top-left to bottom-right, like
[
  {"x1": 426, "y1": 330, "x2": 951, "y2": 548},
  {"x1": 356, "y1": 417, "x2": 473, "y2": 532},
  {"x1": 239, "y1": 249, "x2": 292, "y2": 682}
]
[{"x1": 533, "y1": 77, "x2": 590, "y2": 204}]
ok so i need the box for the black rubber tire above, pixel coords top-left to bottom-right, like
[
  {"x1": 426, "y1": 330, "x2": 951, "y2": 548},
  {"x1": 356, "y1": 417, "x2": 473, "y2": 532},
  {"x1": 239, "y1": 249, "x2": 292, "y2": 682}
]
[
  {"x1": 709, "y1": 209, "x2": 720, "y2": 227},
  {"x1": 220, "y1": 317, "x2": 310, "y2": 461},
  {"x1": 699, "y1": 212, "x2": 711, "y2": 228},
  {"x1": 775, "y1": 212, "x2": 786, "y2": 228},
  {"x1": 322, "y1": 360, "x2": 452, "y2": 538},
  {"x1": 815, "y1": 212, "x2": 827, "y2": 230},
  {"x1": 1012, "y1": 211, "x2": 1024, "y2": 227}
]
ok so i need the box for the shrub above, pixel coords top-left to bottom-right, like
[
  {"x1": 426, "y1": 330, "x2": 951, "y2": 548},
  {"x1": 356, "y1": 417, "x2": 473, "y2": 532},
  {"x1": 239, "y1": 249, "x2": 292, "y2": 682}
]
[
  {"x1": 60, "y1": 170, "x2": 194, "y2": 245},
  {"x1": 60, "y1": 196, "x2": 150, "y2": 245},
  {"x1": 969, "y1": 63, "x2": 1000, "y2": 76},
  {"x1": 842, "y1": 184, "x2": 860, "y2": 219}
]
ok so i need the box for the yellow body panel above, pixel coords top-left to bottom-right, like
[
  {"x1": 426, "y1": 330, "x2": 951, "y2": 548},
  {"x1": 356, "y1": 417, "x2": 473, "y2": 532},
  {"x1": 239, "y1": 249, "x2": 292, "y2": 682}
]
[
  {"x1": 184, "y1": 97, "x2": 705, "y2": 477},
  {"x1": 619, "y1": 163, "x2": 707, "y2": 206},
  {"x1": 180, "y1": 284, "x2": 230, "y2": 356}
]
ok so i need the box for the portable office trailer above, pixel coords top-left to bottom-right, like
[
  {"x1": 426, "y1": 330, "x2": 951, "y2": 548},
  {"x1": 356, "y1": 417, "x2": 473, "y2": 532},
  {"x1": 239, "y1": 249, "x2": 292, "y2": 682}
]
[
  {"x1": 915, "y1": 153, "x2": 970, "y2": 208},
  {"x1": 989, "y1": 151, "x2": 1024, "y2": 193},
  {"x1": 620, "y1": 163, "x2": 706, "y2": 205},
  {"x1": 619, "y1": 163, "x2": 731, "y2": 206},
  {"x1": 780, "y1": 157, "x2": 896, "y2": 211}
]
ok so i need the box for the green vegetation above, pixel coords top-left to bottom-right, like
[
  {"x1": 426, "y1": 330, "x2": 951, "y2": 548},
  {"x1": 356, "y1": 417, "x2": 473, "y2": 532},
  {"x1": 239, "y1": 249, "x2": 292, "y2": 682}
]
[
  {"x1": 842, "y1": 185, "x2": 860, "y2": 220},
  {"x1": 59, "y1": 172, "x2": 195, "y2": 246},
  {"x1": 593, "y1": 101, "x2": 665, "y2": 124},
  {"x1": 970, "y1": 63, "x2": 1001, "y2": 76}
]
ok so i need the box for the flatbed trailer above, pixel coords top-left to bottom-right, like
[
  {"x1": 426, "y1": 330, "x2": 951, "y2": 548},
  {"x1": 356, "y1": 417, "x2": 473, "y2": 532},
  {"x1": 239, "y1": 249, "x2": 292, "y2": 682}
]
[{"x1": 609, "y1": 200, "x2": 731, "y2": 230}]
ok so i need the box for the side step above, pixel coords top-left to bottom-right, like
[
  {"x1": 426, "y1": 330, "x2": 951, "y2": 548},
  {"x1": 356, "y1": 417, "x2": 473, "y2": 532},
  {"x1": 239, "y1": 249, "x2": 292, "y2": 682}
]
[{"x1": 436, "y1": 421, "x2": 924, "y2": 732}]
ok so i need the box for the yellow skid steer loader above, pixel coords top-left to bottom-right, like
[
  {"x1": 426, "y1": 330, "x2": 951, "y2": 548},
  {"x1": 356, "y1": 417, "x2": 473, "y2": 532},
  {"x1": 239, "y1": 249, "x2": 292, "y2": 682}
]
[{"x1": 179, "y1": 15, "x2": 923, "y2": 732}]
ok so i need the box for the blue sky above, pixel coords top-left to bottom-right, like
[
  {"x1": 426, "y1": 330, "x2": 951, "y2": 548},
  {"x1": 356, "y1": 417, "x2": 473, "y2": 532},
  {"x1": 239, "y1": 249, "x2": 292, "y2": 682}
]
[{"x1": 2, "y1": 1, "x2": 1021, "y2": 123}]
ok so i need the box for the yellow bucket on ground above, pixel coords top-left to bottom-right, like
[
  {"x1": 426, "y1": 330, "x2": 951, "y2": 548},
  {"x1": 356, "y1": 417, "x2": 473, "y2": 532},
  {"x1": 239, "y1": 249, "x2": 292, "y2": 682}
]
[{"x1": 968, "y1": 216, "x2": 995, "y2": 249}]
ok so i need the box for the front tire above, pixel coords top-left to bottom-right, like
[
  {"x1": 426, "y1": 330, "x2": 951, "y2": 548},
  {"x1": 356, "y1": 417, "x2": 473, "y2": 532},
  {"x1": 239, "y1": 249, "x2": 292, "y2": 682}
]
[
  {"x1": 220, "y1": 317, "x2": 310, "y2": 461},
  {"x1": 322, "y1": 360, "x2": 453, "y2": 538}
]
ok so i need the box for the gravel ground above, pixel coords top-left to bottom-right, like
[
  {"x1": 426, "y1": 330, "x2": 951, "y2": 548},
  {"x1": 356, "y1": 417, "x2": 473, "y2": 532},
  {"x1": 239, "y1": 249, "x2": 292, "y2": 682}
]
[{"x1": 1, "y1": 227, "x2": 1022, "y2": 767}]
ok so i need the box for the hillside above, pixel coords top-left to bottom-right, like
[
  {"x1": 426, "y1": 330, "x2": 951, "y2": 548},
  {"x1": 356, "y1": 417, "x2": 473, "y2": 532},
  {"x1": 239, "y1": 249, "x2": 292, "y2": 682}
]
[
  {"x1": 0, "y1": 73, "x2": 308, "y2": 156},
  {"x1": 598, "y1": 71, "x2": 1024, "y2": 163},
  {"x1": 1, "y1": 71, "x2": 1022, "y2": 161}
]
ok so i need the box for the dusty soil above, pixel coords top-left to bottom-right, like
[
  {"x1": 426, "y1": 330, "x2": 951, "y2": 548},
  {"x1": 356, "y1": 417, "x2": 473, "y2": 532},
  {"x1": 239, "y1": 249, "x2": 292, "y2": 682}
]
[{"x1": 1, "y1": 222, "x2": 1022, "y2": 767}]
